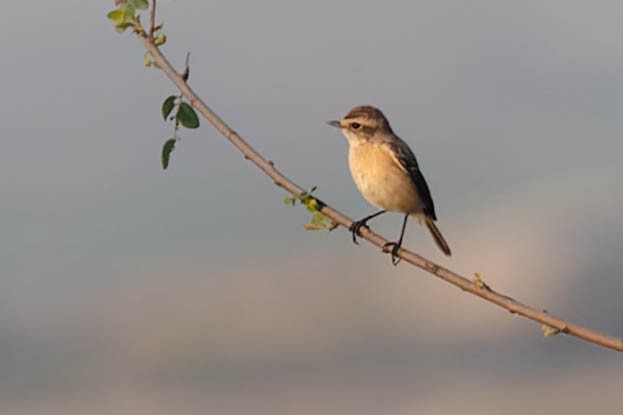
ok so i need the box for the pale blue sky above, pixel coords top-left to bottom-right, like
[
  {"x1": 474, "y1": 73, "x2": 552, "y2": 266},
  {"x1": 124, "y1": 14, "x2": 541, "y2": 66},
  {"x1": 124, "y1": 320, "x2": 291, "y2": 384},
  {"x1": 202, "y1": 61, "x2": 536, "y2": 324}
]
[{"x1": 1, "y1": 1, "x2": 622, "y2": 413}]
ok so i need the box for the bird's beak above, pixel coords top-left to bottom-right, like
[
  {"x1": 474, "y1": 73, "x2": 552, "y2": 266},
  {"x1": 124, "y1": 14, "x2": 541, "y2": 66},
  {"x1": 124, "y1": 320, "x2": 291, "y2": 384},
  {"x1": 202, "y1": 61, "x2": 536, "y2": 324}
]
[{"x1": 326, "y1": 120, "x2": 341, "y2": 128}]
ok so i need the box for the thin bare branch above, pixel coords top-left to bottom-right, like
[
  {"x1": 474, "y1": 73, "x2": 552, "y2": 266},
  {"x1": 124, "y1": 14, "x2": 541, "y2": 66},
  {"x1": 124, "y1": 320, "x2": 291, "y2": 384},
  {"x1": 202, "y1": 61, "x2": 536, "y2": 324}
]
[
  {"x1": 129, "y1": 16, "x2": 623, "y2": 353},
  {"x1": 149, "y1": 0, "x2": 156, "y2": 36}
]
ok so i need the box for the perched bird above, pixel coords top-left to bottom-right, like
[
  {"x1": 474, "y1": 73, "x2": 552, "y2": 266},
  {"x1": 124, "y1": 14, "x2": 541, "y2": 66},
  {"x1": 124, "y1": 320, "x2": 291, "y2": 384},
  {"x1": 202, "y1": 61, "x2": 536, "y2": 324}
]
[{"x1": 328, "y1": 105, "x2": 451, "y2": 264}]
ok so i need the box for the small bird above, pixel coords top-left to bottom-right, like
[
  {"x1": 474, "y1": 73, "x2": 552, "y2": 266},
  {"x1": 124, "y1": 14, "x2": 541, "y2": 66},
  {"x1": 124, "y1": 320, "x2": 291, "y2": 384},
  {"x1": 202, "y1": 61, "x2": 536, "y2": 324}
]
[{"x1": 328, "y1": 105, "x2": 451, "y2": 264}]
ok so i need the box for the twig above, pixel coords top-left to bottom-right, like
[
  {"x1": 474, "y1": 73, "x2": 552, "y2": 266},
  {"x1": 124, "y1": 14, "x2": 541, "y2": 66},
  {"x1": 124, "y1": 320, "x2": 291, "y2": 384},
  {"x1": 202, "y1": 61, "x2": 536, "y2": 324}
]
[
  {"x1": 129, "y1": 13, "x2": 623, "y2": 353},
  {"x1": 149, "y1": 0, "x2": 156, "y2": 36}
]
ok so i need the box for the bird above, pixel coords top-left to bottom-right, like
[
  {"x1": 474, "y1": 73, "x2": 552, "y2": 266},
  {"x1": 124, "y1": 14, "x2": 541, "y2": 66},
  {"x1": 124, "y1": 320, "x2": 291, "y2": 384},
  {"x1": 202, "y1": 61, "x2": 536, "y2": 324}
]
[{"x1": 328, "y1": 105, "x2": 451, "y2": 264}]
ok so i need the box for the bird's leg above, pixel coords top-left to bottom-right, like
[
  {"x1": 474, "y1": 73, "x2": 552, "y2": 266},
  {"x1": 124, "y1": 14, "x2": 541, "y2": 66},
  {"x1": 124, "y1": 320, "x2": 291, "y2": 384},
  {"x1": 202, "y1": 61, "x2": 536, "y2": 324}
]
[
  {"x1": 349, "y1": 210, "x2": 386, "y2": 245},
  {"x1": 383, "y1": 214, "x2": 409, "y2": 265}
]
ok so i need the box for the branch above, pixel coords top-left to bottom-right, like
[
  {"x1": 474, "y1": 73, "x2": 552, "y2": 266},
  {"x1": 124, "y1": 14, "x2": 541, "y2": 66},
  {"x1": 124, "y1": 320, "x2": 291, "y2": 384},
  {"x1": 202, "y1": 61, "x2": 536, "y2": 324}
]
[
  {"x1": 132, "y1": 6, "x2": 623, "y2": 353},
  {"x1": 148, "y1": 0, "x2": 156, "y2": 36}
]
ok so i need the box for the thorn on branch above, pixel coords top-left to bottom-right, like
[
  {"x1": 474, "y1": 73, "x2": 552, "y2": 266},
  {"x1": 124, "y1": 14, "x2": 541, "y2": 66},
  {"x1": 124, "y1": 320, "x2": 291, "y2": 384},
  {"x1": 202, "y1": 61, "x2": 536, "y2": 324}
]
[
  {"x1": 182, "y1": 52, "x2": 191, "y2": 82},
  {"x1": 327, "y1": 221, "x2": 339, "y2": 231}
]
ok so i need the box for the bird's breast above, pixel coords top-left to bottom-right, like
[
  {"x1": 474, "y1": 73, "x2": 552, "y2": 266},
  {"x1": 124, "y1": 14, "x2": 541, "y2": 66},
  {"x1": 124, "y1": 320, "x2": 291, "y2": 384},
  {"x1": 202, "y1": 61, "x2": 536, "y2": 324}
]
[{"x1": 348, "y1": 143, "x2": 423, "y2": 214}]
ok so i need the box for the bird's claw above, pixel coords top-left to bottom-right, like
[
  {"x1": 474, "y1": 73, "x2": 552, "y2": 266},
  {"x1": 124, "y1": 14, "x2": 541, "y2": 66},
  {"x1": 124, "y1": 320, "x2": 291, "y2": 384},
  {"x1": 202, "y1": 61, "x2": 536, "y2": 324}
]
[
  {"x1": 349, "y1": 220, "x2": 368, "y2": 245},
  {"x1": 382, "y1": 242, "x2": 402, "y2": 265}
]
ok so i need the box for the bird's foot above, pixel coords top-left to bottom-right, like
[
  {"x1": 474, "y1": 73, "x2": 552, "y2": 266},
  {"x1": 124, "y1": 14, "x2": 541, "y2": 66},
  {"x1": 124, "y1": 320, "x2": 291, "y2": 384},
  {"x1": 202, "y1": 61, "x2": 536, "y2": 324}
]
[
  {"x1": 382, "y1": 242, "x2": 402, "y2": 265},
  {"x1": 349, "y1": 219, "x2": 369, "y2": 245},
  {"x1": 349, "y1": 211, "x2": 386, "y2": 245}
]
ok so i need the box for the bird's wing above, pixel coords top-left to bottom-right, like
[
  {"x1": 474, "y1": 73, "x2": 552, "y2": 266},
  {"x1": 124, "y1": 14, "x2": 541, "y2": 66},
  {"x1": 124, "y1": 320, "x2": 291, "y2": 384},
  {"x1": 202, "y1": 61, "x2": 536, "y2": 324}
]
[{"x1": 384, "y1": 138, "x2": 438, "y2": 221}]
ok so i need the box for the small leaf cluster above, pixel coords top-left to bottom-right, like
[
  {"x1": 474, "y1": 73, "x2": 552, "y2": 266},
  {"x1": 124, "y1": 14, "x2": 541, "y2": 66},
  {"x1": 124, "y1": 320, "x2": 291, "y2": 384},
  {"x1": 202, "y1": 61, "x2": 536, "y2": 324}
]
[
  {"x1": 284, "y1": 186, "x2": 336, "y2": 231},
  {"x1": 107, "y1": 0, "x2": 148, "y2": 33},
  {"x1": 161, "y1": 95, "x2": 200, "y2": 169}
]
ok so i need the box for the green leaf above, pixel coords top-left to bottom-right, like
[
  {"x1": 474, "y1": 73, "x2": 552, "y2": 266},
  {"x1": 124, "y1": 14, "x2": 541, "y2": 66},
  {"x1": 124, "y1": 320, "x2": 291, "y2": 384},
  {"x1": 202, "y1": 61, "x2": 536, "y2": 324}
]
[
  {"x1": 107, "y1": 9, "x2": 125, "y2": 21},
  {"x1": 176, "y1": 103, "x2": 200, "y2": 129},
  {"x1": 154, "y1": 33, "x2": 167, "y2": 46},
  {"x1": 311, "y1": 212, "x2": 327, "y2": 225},
  {"x1": 161, "y1": 138, "x2": 176, "y2": 170},
  {"x1": 305, "y1": 212, "x2": 332, "y2": 231},
  {"x1": 134, "y1": 0, "x2": 149, "y2": 9},
  {"x1": 114, "y1": 20, "x2": 134, "y2": 33},
  {"x1": 283, "y1": 196, "x2": 296, "y2": 206},
  {"x1": 305, "y1": 198, "x2": 319, "y2": 212},
  {"x1": 120, "y1": 3, "x2": 136, "y2": 16},
  {"x1": 162, "y1": 96, "x2": 176, "y2": 120},
  {"x1": 108, "y1": 3, "x2": 138, "y2": 32},
  {"x1": 144, "y1": 51, "x2": 152, "y2": 67}
]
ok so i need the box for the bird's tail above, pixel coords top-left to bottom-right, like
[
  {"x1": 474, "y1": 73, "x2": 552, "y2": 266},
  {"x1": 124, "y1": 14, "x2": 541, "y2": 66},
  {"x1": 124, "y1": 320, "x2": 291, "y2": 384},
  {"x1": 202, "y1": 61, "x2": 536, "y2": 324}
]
[{"x1": 425, "y1": 216, "x2": 452, "y2": 256}]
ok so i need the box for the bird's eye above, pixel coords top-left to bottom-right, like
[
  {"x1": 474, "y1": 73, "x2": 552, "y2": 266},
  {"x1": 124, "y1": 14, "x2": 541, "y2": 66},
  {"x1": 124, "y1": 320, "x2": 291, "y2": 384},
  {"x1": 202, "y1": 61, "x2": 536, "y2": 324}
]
[{"x1": 351, "y1": 123, "x2": 361, "y2": 129}]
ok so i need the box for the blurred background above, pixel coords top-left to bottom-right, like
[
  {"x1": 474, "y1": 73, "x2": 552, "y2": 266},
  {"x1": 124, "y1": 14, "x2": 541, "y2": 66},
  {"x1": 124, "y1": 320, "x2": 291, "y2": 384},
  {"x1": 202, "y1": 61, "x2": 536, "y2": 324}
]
[{"x1": 1, "y1": 1, "x2": 622, "y2": 413}]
